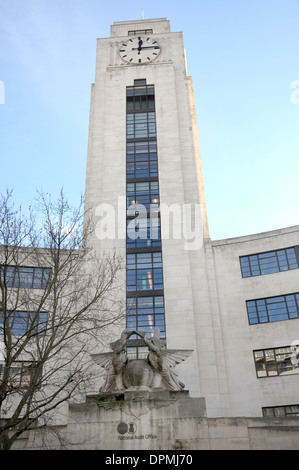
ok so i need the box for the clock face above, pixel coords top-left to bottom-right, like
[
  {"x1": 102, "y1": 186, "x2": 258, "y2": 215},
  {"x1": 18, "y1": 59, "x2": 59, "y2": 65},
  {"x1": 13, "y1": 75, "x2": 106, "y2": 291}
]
[{"x1": 119, "y1": 36, "x2": 161, "y2": 64}]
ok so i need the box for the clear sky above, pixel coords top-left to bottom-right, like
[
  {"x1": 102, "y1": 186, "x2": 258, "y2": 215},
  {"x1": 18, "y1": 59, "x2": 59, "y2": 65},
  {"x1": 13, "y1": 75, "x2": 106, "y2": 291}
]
[{"x1": 1, "y1": 0, "x2": 299, "y2": 240}]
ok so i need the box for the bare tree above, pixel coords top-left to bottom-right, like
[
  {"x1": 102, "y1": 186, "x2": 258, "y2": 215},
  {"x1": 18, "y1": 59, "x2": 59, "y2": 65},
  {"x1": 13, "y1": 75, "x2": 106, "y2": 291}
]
[{"x1": 0, "y1": 189, "x2": 125, "y2": 450}]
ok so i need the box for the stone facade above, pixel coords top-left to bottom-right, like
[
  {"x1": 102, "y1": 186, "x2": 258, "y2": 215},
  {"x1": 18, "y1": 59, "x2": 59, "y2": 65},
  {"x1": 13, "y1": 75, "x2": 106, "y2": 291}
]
[
  {"x1": 211, "y1": 226, "x2": 299, "y2": 417},
  {"x1": 12, "y1": 390, "x2": 299, "y2": 450},
  {"x1": 83, "y1": 18, "x2": 299, "y2": 420}
]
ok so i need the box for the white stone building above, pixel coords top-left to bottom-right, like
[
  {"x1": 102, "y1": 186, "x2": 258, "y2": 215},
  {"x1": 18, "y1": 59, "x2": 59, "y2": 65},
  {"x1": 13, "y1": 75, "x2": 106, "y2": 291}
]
[
  {"x1": 84, "y1": 17, "x2": 299, "y2": 420},
  {"x1": 2, "y1": 17, "x2": 299, "y2": 450}
]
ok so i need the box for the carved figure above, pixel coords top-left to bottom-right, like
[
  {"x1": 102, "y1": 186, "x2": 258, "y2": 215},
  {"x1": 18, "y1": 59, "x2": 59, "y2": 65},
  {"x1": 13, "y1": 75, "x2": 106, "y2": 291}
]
[
  {"x1": 140, "y1": 328, "x2": 192, "y2": 390},
  {"x1": 91, "y1": 329, "x2": 193, "y2": 392},
  {"x1": 91, "y1": 330, "x2": 134, "y2": 391}
]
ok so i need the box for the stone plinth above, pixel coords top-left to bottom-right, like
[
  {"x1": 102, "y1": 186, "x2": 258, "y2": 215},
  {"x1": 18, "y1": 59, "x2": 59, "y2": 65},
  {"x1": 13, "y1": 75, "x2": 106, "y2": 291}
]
[
  {"x1": 11, "y1": 392, "x2": 299, "y2": 449},
  {"x1": 66, "y1": 389, "x2": 208, "y2": 450}
]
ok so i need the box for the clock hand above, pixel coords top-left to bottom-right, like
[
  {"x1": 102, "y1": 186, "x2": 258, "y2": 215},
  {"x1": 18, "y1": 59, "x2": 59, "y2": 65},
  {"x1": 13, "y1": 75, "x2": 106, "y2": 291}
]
[
  {"x1": 138, "y1": 38, "x2": 143, "y2": 54},
  {"x1": 132, "y1": 46, "x2": 160, "y2": 50},
  {"x1": 141, "y1": 46, "x2": 160, "y2": 50}
]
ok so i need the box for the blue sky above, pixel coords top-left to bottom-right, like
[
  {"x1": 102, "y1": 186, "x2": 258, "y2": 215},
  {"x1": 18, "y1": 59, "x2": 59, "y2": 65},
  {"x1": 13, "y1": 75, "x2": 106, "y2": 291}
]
[{"x1": 1, "y1": 0, "x2": 299, "y2": 240}]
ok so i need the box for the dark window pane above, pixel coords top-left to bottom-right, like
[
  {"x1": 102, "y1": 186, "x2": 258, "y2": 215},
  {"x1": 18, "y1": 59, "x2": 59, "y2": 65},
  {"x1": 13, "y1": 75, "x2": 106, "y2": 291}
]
[
  {"x1": 126, "y1": 295, "x2": 165, "y2": 337},
  {"x1": 240, "y1": 247, "x2": 299, "y2": 277},
  {"x1": 254, "y1": 346, "x2": 299, "y2": 378},
  {"x1": 247, "y1": 293, "x2": 299, "y2": 324}
]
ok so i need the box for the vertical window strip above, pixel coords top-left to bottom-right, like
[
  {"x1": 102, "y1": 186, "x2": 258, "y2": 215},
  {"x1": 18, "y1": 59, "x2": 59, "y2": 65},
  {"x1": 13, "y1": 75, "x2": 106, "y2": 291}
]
[{"x1": 126, "y1": 81, "x2": 166, "y2": 347}]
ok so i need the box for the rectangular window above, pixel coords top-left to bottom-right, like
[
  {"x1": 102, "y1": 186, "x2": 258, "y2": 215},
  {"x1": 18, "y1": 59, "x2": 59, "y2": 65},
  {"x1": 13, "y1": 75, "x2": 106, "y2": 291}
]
[
  {"x1": 128, "y1": 30, "x2": 153, "y2": 37},
  {"x1": 0, "y1": 311, "x2": 48, "y2": 336},
  {"x1": 126, "y1": 141, "x2": 158, "y2": 180},
  {"x1": 262, "y1": 405, "x2": 299, "y2": 417},
  {"x1": 0, "y1": 266, "x2": 52, "y2": 289},
  {"x1": 134, "y1": 79, "x2": 147, "y2": 86},
  {"x1": 127, "y1": 181, "x2": 159, "y2": 211},
  {"x1": 0, "y1": 361, "x2": 41, "y2": 388},
  {"x1": 127, "y1": 84, "x2": 154, "y2": 96},
  {"x1": 126, "y1": 346, "x2": 149, "y2": 360},
  {"x1": 127, "y1": 295, "x2": 165, "y2": 337},
  {"x1": 240, "y1": 247, "x2": 299, "y2": 278},
  {"x1": 253, "y1": 346, "x2": 299, "y2": 378},
  {"x1": 127, "y1": 252, "x2": 163, "y2": 292},
  {"x1": 127, "y1": 216, "x2": 161, "y2": 249},
  {"x1": 246, "y1": 293, "x2": 299, "y2": 325},
  {"x1": 126, "y1": 86, "x2": 155, "y2": 112},
  {"x1": 127, "y1": 112, "x2": 156, "y2": 139}
]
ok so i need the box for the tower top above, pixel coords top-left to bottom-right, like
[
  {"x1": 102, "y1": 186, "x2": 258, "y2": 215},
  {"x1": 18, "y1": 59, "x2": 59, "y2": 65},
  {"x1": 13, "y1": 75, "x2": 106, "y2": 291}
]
[{"x1": 110, "y1": 18, "x2": 171, "y2": 38}]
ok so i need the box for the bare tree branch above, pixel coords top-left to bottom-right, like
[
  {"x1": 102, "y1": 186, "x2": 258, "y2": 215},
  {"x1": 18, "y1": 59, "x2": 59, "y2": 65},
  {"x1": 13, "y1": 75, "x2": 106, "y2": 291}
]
[{"x1": 0, "y1": 188, "x2": 125, "y2": 449}]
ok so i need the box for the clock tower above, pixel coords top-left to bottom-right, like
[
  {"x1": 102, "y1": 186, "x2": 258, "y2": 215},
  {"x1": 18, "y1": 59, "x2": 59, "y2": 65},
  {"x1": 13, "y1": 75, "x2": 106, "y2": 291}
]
[{"x1": 84, "y1": 18, "x2": 228, "y2": 417}]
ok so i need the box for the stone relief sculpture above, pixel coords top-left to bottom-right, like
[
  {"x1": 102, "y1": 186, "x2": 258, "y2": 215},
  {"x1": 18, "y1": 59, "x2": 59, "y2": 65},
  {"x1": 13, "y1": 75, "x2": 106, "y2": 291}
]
[
  {"x1": 91, "y1": 328, "x2": 193, "y2": 392},
  {"x1": 92, "y1": 330, "x2": 134, "y2": 392}
]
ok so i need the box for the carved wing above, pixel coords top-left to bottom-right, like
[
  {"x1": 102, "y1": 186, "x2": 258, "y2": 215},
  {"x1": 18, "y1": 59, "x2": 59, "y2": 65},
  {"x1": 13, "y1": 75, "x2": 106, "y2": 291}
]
[
  {"x1": 161, "y1": 349, "x2": 193, "y2": 369},
  {"x1": 90, "y1": 352, "x2": 113, "y2": 371},
  {"x1": 157, "y1": 349, "x2": 193, "y2": 390}
]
